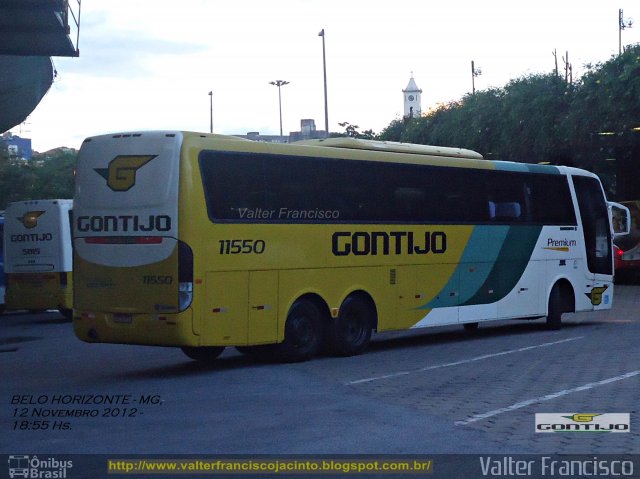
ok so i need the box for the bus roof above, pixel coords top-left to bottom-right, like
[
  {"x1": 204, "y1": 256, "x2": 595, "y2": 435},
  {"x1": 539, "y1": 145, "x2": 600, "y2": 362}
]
[{"x1": 294, "y1": 137, "x2": 483, "y2": 160}]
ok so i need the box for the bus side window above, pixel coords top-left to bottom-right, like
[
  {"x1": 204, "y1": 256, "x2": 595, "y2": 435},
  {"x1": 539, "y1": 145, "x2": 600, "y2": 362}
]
[
  {"x1": 488, "y1": 201, "x2": 496, "y2": 219},
  {"x1": 489, "y1": 201, "x2": 522, "y2": 221},
  {"x1": 394, "y1": 187, "x2": 426, "y2": 222}
]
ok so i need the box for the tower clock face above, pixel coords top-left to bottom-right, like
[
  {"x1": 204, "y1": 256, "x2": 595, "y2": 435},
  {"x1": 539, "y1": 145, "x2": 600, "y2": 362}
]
[{"x1": 408, "y1": 95, "x2": 415, "y2": 101}]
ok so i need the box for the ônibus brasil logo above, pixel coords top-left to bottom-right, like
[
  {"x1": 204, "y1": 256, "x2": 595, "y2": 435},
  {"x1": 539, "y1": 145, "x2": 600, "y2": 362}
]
[
  {"x1": 535, "y1": 413, "x2": 630, "y2": 433},
  {"x1": 94, "y1": 155, "x2": 157, "y2": 192},
  {"x1": 8, "y1": 455, "x2": 73, "y2": 478}
]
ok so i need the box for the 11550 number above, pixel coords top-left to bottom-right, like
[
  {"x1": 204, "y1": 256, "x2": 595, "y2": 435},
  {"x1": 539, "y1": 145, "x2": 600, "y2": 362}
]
[{"x1": 218, "y1": 239, "x2": 266, "y2": 255}]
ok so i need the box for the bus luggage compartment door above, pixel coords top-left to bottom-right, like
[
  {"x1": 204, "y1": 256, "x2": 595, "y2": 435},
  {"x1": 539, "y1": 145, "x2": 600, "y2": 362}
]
[{"x1": 203, "y1": 272, "x2": 248, "y2": 345}]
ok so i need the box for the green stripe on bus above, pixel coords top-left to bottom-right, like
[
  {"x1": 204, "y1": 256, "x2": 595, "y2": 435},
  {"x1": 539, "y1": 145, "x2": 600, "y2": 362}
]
[
  {"x1": 460, "y1": 225, "x2": 543, "y2": 306},
  {"x1": 494, "y1": 161, "x2": 561, "y2": 175},
  {"x1": 418, "y1": 225, "x2": 509, "y2": 309}
]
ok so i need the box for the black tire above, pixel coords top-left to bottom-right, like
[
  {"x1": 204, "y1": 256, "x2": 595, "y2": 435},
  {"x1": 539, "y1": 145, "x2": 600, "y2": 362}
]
[
  {"x1": 181, "y1": 346, "x2": 225, "y2": 362},
  {"x1": 546, "y1": 284, "x2": 563, "y2": 330},
  {"x1": 327, "y1": 296, "x2": 374, "y2": 356},
  {"x1": 59, "y1": 308, "x2": 73, "y2": 321},
  {"x1": 273, "y1": 300, "x2": 323, "y2": 362},
  {"x1": 463, "y1": 322, "x2": 479, "y2": 332}
]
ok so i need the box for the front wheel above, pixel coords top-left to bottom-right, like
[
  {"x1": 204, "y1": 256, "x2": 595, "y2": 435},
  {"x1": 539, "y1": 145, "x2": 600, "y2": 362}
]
[
  {"x1": 273, "y1": 300, "x2": 323, "y2": 362},
  {"x1": 546, "y1": 284, "x2": 563, "y2": 330},
  {"x1": 181, "y1": 346, "x2": 225, "y2": 362}
]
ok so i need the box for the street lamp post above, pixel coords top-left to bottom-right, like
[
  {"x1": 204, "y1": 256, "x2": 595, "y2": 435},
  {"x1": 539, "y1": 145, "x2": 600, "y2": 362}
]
[
  {"x1": 319, "y1": 29, "x2": 329, "y2": 138},
  {"x1": 619, "y1": 8, "x2": 634, "y2": 54},
  {"x1": 471, "y1": 60, "x2": 482, "y2": 94},
  {"x1": 208, "y1": 91, "x2": 213, "y2": 133},
  {"x1": 269, "y1": 80, "x2": 289, "y2": 138}
]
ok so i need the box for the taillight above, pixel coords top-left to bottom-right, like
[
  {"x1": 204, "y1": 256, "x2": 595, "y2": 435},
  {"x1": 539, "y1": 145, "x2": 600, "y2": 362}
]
[
  {"x1": 616, "y1": 247, "x2": 624, "y2": 258},
  {"x1": 178, "y1": 240, "x2": 193, "y2": 311}
]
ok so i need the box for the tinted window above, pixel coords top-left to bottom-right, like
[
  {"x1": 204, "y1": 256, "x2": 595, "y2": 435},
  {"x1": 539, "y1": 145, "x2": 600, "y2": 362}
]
[
  {"x1": 199, "y1": 150, "x2": 577, "y2": 226},
  {"x1": 572, "y1": 175, "x2": 612, "y2": 275},
  {"x1": 526, "y1": 174, "x2": 577, "y2": 224}
]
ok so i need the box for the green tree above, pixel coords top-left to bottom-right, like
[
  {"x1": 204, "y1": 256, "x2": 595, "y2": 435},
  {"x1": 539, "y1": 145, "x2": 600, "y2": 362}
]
[
  {"x1": 378, "y1": 45, "x2": 640, "y2": 198},
  {"x1": 31, "y1": 150, "x2": 76, "y2": 199},
  {"x1": 566, "y1": 46, "x2": 640, "y2": 198},
  {"x1": 0, "y1": 148, "x2": 76, "y2": 209},
  {"x1": 336, "y1": 122, "x2": 376, "y2": 139}
]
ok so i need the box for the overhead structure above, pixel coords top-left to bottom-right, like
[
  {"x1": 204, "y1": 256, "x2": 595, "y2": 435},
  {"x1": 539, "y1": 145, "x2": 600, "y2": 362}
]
[
  {"x1": 0, "y1": 0, "x2": 81, "y2": 133},
  {"x1": 0, "y1": 0, "x2": 81, "y2": 57},
  {"x1": 0, "y1": 56, "x2": 54, "y2": 133}
]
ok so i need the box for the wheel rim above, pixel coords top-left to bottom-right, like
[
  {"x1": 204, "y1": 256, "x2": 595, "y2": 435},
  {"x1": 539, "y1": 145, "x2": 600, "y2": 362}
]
[
  {"x1": 342, "y1": 311, "x2": 366, "y2": 345},
  {"x1": 290, "y1": 313, "x2": 315, "y2": 349}
]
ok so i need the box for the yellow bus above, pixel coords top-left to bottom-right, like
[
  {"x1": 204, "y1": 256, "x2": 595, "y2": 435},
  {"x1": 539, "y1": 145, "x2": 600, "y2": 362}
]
[
  {"x1": 4, "y1": 199, "x2": 74, "y2": 319},
  {"x1": 72, "y1": 132, "x2": 628, "y2": 362}
]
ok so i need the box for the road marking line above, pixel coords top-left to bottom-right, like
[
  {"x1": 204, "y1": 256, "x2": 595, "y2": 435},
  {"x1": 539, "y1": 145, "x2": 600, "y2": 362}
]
[
  {"x1": 455, "y1": 370, "x2": 640, "y2": 426},
  {"x1": 346, "y1": 336, "x2": 584, "y2": 385}
]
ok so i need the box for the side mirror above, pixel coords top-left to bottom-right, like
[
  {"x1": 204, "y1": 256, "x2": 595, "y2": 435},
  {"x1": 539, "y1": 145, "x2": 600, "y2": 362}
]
[{"x1": 609, "y1": 202, "x2": 631, "y2": 237}]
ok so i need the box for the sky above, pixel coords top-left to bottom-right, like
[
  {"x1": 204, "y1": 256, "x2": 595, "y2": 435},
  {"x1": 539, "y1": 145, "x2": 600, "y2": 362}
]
[{"x1": 10, "y1": 0, "x2": 640, "y2": 152}]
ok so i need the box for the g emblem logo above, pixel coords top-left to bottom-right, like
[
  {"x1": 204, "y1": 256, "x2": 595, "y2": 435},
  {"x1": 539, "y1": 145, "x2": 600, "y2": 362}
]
[
  {"x1": 95, "y1": 155, "x2": 157, "y2": 192},
  {"x1": 19, "y1": 211, "x2": 45, "y2": 229},
  {"x1": 563, "y1": 413, "x2": 601, "y2": 422},
  {"x1": 585, "y1": 286, "x2": 608, "y2": 306}
]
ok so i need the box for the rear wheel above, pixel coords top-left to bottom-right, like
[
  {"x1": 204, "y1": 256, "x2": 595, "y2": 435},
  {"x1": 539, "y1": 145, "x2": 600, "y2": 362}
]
[
  {"x1": 59, "y1": 308, "x2": 73, "y2": 321},
  {"x1": 273, "y1": 299, "x2": 323, "y2": 362},
  {"x1": 463, "y1": 322, "x2": 479, "y2": 332},
  {"x1": 181, "y1": 346, "x2": 225, "y2": 362},
  {"x1": 327, "y1": 296, "x2": 374, "y2": 356}
]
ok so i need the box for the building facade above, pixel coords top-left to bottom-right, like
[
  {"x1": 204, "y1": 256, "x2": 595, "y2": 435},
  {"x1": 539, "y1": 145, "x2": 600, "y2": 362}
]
[
  {"x1": 237, "y1": 118, "x2": 327, "y2": 143},
  {"x1": 0, "y1": 132, "x2": 32, "y2": 160}
]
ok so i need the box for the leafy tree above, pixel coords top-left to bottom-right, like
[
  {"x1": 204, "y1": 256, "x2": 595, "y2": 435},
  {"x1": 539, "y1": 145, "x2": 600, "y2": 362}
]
[
  {"x1": 0, "y1": 148, "x2": 76, "y2": 209},
  {"x1": 336, "y1": 122, "x2": 376, "y2": 139},
  {"x1": 566, "y1": 46, "x2": 640, "y2": 198},
  {"x1": 31, "y1": 150, "x2": 76, "y2": 199},
  {"x1": 378, "y1": 45, "x2": 640, "y2": 199}
]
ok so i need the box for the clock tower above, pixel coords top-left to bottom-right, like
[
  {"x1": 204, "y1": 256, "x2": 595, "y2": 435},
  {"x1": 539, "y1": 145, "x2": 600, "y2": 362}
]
[{"x1": 403, "y1": 74, "x2": 422, "y2": 118}]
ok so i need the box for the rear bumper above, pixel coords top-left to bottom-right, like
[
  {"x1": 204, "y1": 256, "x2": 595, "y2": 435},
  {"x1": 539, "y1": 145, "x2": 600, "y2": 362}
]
[{"x1": 73, "y1": 308, "x2": 197, "y2": 347}]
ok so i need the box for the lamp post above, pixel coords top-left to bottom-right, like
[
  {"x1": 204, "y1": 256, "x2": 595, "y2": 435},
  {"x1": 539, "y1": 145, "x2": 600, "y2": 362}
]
[
  {"x1": 269, "y1": 80, "x2": 289, "y2": 138},
  {"x1": 619, "y1": 9, "x2": 634, "y2": 54},
  {"x1": 471, "y1": 60, "x2": 482, "y2": 94},
  {"x1": 208, "y1": 91, "x2": 213, "y2": 133},
  {"x1": 319, "y1": 29, "x2": 329, "y2": 138}
]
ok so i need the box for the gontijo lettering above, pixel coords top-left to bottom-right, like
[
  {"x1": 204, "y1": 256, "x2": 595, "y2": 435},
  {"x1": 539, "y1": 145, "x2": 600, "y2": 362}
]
[
  {"x1": 10, "y1": 233, "x2": 53, "y2": 242},
  {"x1": 332, "y1": 231, "x2": 447, "y2": 256},
  {"x1": 76, "y1": 215, "x2": 171, "y2": 232}
]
